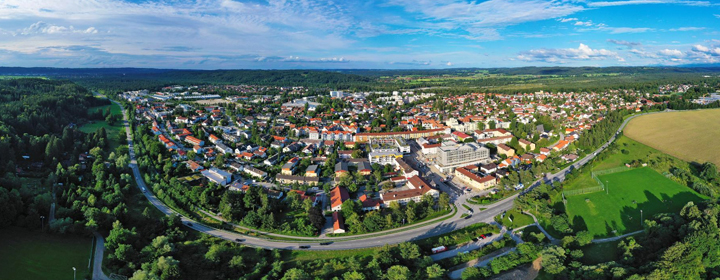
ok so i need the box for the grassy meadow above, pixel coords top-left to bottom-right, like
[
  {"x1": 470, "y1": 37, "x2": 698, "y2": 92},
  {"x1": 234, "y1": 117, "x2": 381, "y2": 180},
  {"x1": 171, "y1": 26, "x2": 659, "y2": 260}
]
[{"x1": 79, "y1": 102, "x2": 124, "y2": 150}]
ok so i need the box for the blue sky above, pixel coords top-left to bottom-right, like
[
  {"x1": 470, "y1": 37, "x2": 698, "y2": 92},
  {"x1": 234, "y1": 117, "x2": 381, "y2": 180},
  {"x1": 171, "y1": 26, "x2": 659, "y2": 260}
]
[{"x1": 0, "y1": 0, "x2": 719, "y2": 69}]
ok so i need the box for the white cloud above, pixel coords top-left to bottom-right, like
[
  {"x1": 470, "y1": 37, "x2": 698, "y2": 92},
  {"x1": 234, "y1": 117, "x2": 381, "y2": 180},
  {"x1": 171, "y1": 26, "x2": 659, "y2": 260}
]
[
  {"x1": 693, "y1": 44, "x2": 710, "y2": 52},
  {"x1": 715, "y1": 14, "x2": 720, "y2": 18},
  {"x1": 387, "y1": 0, "x2": 585, "y2": 41},
  {"x1": 0, "y1": 0, "x2": 361, "y2": 66},
  {"x1": 16, "y1": 21, "x2": 100, "y2": 36},
  {"x1": 558, "y1": 17, "x2": 578, "y2": 22},
  {"x1": 589, "y1": 0, "x2": 715, "y2": 7},
  {"x1": 517, "y1": 43, "x2": 621, "y2": 63},
  {"x1": 574, "y1": 21, "x2": 593, "y2": 26},
  {"x1": 658, "y1": 49, "x2": 684, "y2": 57},
  {"x1": 668, "y1": 27, "x2": 705, "y2": 31},
  {"x1": 630, "y1": 48, "x2": 658, "y2": 58},
  {"x1": 607, "y1": 39, "x2": 642, "y2": 47},
  {"x1": 604, "y1": 27, "x2": 653, "y2": 33}
]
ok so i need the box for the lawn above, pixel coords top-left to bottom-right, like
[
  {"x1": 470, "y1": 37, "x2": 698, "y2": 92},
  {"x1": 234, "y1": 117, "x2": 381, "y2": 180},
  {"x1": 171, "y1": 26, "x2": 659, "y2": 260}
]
[
  {"x1": 496, "y1": 209, "x2": 534, "y2": 229},
  {"x1": 288, "y1": 246, "x2": 380, "y2": 263},
  {"x1": 624, "y1": 108, "x2": 720, "y2": 167},
  {"x1": 79, "y1": 102, "x2": 124, "y2": 150},
  {"x1": 0, "y1": 227, "x2": 93, "y2": 280},
  {"x1": 565, "y1": 167, "x2": 706, "y2": 237},
  {"x1": 564, "y1": 136, "x2": 660, "y2": 191}
]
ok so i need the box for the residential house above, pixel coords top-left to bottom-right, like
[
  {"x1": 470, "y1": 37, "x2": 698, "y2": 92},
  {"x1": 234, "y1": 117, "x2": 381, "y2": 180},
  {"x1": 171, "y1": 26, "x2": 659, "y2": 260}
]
[
  {"x1": 357, "y1": 161, "x2": 372, "y2": 176},
  {"x1": 305, "y1": 165, "x2": 319, "y2": 177},
  {"x1": 359, "y1": 194, "x2": 382, "y2": 211},
  {"x1": 332, "y1": 212, "x2": 346, "y2": 234},
  {"x1": 335, "y1": 162, "x2": 349, "y2": 177},
  {"x1": 518, "y1": 139, "x2": 536, "y2": 151},
  {"x1": 497, "y1": 144, "x2": 515, "y2": 157},
  {"x1": 455, "y1": 167, "x2": 496, "y2": 190},
  {"x1": 330, "y1": 186, "x2": 349, "y2": 211},
  {"x1": 381, "y1": 176, "x2": 439, "y2": 206},
  {"x1": 275, "y1": 174, "x2": 320, "y2": 186},
  {"x1": 186, "y1": 160, "x2": 204, "y2": 172}
]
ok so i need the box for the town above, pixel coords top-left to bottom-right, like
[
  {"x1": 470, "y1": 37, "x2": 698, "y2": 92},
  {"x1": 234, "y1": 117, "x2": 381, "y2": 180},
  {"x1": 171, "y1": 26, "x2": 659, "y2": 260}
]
[{"x1": 120, "y1": 86, "x2": 660, "y2": 236}]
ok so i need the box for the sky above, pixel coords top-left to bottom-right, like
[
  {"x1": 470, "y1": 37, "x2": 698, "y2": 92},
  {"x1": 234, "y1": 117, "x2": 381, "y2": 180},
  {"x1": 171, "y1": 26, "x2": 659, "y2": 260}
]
[{"x1": 0, "y1": 0, "x2": 719, "y2": 69}]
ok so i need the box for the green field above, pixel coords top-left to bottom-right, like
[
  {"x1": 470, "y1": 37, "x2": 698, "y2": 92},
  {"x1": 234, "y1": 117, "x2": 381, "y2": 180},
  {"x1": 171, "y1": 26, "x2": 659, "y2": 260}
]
[
  {"x1": 0, "y1": 227, "x2": 93, "y2": 280},
  {"x1": 566, "y1": 167, "x2": 705, "y2": 237},
  {"x1": 497, "y1": 209, "x2": 534, "y2": 229},
  {"x1": 564, "y1": 136, "x2": 660, "y2": 191},
  {"x1": 79, "y1": 102, "x2": 124, "y2": 150}
]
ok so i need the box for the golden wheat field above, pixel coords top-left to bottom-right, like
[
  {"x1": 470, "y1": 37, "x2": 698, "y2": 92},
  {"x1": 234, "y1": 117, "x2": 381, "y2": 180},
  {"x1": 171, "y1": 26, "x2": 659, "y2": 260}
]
[{"x1": 624, "y1": 108, "x2": 720, "y2": 167}]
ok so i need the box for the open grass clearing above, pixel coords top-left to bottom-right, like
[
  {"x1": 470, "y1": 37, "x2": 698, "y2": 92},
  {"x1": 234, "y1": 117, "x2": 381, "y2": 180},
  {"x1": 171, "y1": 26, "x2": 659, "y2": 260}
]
[
  {"x1": 565, "y1": 167, "x2": 705, "y2": 238},
  {"x1": 0, "y1": 227, "x2": 93, "y2": 280},
  {"x1": 79, "y1": 102, "x2": 124, "y2": 150},
  {"x1": 625, "y1": 108, "x2": 720, "y2": 167},
  {"x1": 496, "y1": 209, "x2": 534, "y2": 229}
]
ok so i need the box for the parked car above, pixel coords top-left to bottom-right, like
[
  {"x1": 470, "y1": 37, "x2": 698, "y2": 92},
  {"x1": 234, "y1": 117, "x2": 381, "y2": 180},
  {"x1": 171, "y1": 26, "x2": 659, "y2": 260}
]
[{"x1": 479, "y1": 234, "x2": 486, "y2": 239}]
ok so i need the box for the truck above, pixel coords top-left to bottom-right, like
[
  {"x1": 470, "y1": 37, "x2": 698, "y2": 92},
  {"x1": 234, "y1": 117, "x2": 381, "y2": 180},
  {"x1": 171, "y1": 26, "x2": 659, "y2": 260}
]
[{"x1": 431, "y1": 246, "x2": 448, "y2": 254}]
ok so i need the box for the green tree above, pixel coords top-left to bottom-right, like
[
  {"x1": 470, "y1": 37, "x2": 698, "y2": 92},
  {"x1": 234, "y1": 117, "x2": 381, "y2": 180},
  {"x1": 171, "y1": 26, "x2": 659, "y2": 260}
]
[
  {"x1": 342, "y1": 271, "x2": 366, "y2": 280},
  {"x1": 426, "y1": 264, "x2": 446, "y2": 279},
  {"x1": 398, "y1": 242, "x2": 421, "y2": 261},
  {"x1": 541, "y1": 246, "x2": 567, "y2": 275},
  {"x1": 281, "y1": 268, "x2": 310, "y2": 280},
  {"x1": 438, "y1": 193, "x2": 450, "y2": 210},
  {"x1": 386, "y1": 265, "x2": 412, "y2": 280}
]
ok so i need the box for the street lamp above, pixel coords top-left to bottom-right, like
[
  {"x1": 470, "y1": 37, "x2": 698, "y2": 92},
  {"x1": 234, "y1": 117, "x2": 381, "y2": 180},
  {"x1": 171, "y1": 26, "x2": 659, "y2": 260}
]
[
  {"x1": 40, "y1": 216, "x2": 45, "y2": 231},
  {"x1": 72, "y1": 267, "x2": 76, "y2": 280},
  {"x1": 640, "y1": 210, "x2": 643, "y2": 227}
]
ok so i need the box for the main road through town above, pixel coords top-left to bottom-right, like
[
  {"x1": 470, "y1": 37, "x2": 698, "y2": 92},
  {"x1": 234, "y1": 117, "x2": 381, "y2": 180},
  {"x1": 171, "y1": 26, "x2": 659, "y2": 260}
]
[{"x1": 113, "y1": 99, "x2": 658, "y2": 250}]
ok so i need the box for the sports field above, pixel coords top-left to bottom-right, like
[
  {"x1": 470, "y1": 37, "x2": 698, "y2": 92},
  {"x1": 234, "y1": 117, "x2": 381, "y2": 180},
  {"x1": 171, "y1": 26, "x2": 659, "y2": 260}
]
[
  {"x1": 0, "y1": 227, "x2": 93, "y2": 280},
  {"x1": 565, "y1": 167, "x2": 705, "y2": 237},
  {"x1": 625, "y1": 108, "x2": 720, "y2": 167}
]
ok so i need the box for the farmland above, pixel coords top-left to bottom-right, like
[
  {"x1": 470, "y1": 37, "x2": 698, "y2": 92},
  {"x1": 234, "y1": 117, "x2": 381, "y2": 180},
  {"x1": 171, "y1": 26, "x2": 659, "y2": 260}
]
[{"x1": 624, "y1": 108, "x2": 720, "y2": 167}]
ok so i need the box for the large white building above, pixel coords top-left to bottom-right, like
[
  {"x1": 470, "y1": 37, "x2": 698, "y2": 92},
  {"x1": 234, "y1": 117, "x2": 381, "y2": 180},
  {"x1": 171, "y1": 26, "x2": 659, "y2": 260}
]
[
  {"x1": 437, "y1": 143, "x2": 490, "y2": 173},
  {"x1": 201, "y1": 168, "x2": 233, "y2": 186},
  {"x1": 330, "y1": 91, "x2": 344, "y2": 98}
]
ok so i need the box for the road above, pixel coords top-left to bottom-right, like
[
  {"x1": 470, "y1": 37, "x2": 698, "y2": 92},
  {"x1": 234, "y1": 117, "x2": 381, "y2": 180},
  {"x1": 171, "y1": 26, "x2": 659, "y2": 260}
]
[
  {"x1": 112, "y1": 98, "x2": 660, "y2": 251},
  {"x1": 448, "y1": 248, "x2": 516, "y2": 279},
  {"x1": 430, "y1": 223, "x2": 506, "y2": 261},
  {"x1": 92, "y1": 232, "x2": 111, "y2": 280}
]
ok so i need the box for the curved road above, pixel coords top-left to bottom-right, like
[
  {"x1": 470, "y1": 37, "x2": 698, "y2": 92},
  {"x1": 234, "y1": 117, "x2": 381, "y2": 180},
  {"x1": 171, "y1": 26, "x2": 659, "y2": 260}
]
[{"x1": 114, "y1": 99, "x2": 661, "y2": 250}]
